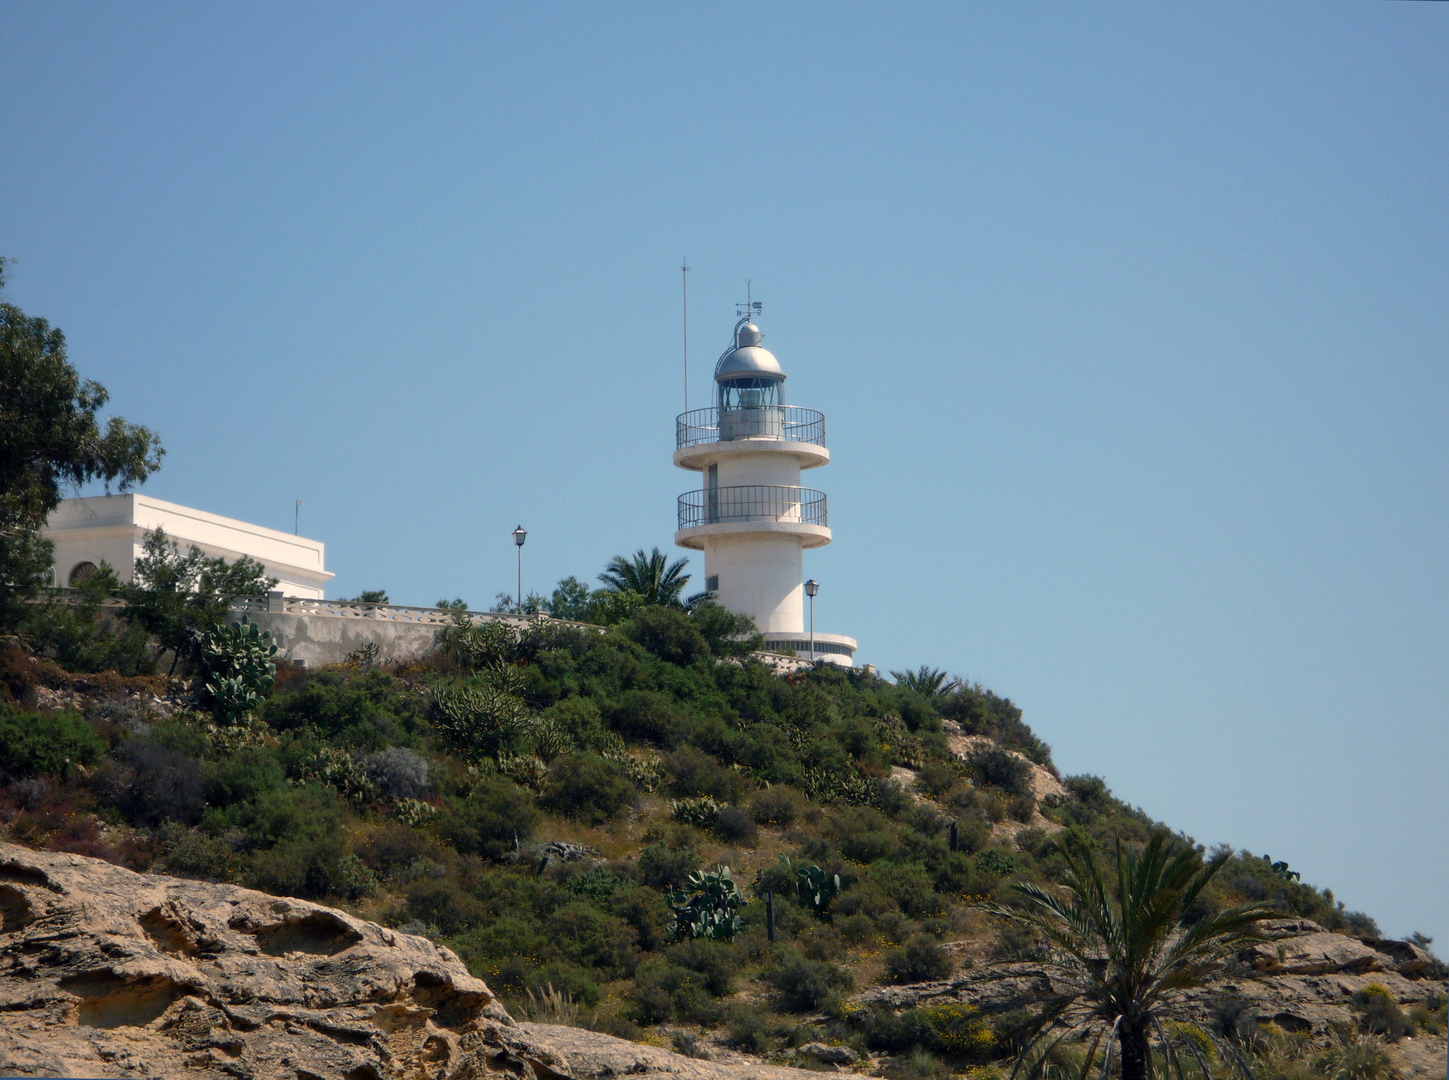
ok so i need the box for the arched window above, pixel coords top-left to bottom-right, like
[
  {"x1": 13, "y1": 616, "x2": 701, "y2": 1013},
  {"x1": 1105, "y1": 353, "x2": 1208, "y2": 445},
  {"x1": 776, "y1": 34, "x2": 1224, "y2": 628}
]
[{"x1": 68, "y1": 561, "x2": 99, "y2": 587}]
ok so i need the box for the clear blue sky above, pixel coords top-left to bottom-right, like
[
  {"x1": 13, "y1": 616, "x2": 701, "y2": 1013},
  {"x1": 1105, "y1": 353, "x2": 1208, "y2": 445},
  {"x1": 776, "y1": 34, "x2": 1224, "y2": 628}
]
[{"x1": 4, "y1": 4, "x2": 1445, "y2": 945}]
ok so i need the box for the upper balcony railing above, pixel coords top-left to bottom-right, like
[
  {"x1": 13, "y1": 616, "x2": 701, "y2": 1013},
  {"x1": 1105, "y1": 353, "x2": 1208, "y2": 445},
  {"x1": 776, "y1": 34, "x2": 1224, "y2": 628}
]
[
  {"x1": 678, "y1": 484, "x2": 828, "y2": 530},
  {"x1": 676, "y1": 406, "x2": 826, "y2": 450}
]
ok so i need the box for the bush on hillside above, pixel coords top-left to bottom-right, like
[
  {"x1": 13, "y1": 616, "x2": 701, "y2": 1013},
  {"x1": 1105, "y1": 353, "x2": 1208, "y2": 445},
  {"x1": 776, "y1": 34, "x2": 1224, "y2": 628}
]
[
  {"x1": 541, "y1": 753, "x2": 633, "y2": 824},
  {"x1": 0, "y1": 708, "x2": 105, "y2": 778},
  {"x1": 965, "y1": 745, "x2": 1033, "y2": 798},
  {"x1": 664, "y1": 744, "x2": 748, "y2": 801},
  {"x1": 750, "y1": 785, "x2": 804, "y2": 826},
  {"x1": 764, "y1": 950, "x2": 855, "y2": 1012},
  {"x1": 363, "y1": 746, "x2": 430, "y2": 801},
  {"x1": 438, "y1": 777, "x2": 539, "y2": 859},
  {"x1": 102, "y1": 741, "x2": 204, "y2": 826},
  {"x1": 884, "y1": 934, "x2": 954, "y2": 984},
  {"x1": 713, "y1": 805, "x2": 757, "y2": 845},
  {"x1": 604, "y1": 690, "x2": 677, "y2": 745},
  {"x1": 637, "y1": 842, "x2": 701, "y2": 890},
  {"x1": 623, "y1": 607, "x2": 710, "y2": 666}
]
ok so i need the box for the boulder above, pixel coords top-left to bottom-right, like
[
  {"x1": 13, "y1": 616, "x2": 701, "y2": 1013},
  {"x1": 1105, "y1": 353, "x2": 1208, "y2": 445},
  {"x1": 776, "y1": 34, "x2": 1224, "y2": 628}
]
[
  {"x1": 1241, "y1": 930, "x2": 1386, "y2": 976},
  {"x1": 1360, "y1": 937, "x2": 1442, "y2": 978},
  {"x1": 797, "y1": 1041, "x2": 859, "y2": 1064}
]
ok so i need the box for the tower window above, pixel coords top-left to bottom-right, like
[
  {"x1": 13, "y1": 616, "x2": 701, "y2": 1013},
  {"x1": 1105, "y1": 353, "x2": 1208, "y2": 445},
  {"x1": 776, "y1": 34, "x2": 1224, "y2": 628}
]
[{"x1": 706, "y1": 575, "x2": 719, "y2": 593}]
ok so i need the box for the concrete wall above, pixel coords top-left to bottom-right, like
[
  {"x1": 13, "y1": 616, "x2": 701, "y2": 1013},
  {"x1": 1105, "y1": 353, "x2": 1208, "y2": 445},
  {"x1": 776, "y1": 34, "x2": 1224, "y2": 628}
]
[
  {"x1": 239, "y1": 609, "x2": 446, "y2": 668},
  {"x1": 229, "y1": 597, "x2": 543, "y2": 669}
]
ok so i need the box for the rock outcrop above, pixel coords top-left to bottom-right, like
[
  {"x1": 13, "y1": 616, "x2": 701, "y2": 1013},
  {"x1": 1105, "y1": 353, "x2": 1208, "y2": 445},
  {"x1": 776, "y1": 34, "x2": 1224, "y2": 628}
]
[
  {"x1": 0, "y1": 844, "x2": 817, "y2": 1079},
  {"x1": 852, "y1": 919, "x2": 1443, "y2": 1035},
  {"x1": 851, "y1": 918, "x2": 1446, "y2": 1076}
]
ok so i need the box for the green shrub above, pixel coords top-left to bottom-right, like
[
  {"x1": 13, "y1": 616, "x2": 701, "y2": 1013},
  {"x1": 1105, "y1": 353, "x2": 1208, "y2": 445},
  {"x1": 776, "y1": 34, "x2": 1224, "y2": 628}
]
[
  {"x1": 765, "y1": 950, "x2": 854, "y2": 1012},
  {"x1": 548, "y1": 900, "x2": 640, "y2": 979},
  {"x1": 403, "y1": 877, "x2": 486, "y2": 933},
  {"x1": 541, "y1": 753, "x2": 633, "y2": 824},
  {"x1": 626, "y1": 944, "x2": 736, "y2": 1026},
  {"x1": 714, "y1": 805, "x2": 758, "y2": 845},
  {"x1": 914, "y1": 760, "x2": 959, "y2": 797},
  {"x1": 922, "y1": 1002, "x2": 994, "y2": 1059},
  {"x1": 638, "y1": 842, "x2": 701, "y2": 890},
  {"x1": 1064, "y1": 774, "x2": 1109, "y2": 804},
  {"x1": 965, "y1": 745, "x2": 1033, "y2": 797},
  {"x1": 687, "y1": 600, "x2": 762, "y2": 657},
  {"x1": 539, "y1": 697, "x2": 607, "y2": 749},
  {"x1": 974, "y1": 848, "x2": 1019, "y2": 878},
  {"x1": 884, "y1": 934, "x2": 954, "y2": 984},
  {"x1": 750, "y1": 785, "x2": 804, "y2": 826},
  {"x1": 723, "y1": 1002, "x2": 785, "y2": 1053},
  {"x1": 438, "y1": 777, "x2": 539, "y2": 859},
  {"x1": 868, "y1": 861, "x2": 944, "y2": 918},
  {"x1": 248, "y1": 836, "x2": 376, "y2": 901},
  {"x1": 1353, "y1": 983, "x2": 1411, "y2": 1040},
  {"x1": 0, "y1": 707, "x2": 104, "y2": 778},
  {"x1": 665, "y1": 744, "x2": 747, "y2": 800},
  {"x1": 604, "y1": 690, "x2": 677, "y2": 744},
  {"x1": 855, "y1": 1005, "x2": 938, "y2": 1053},
  {"x1": 830, "y1": 806, "x2": 897, "y2": 863},
  {"x1": 104, "y1": 741, "x2": 204, "y2": 825},
  {"x1": 203, "y1": 746, "x2": 286, "y2": 809},
  {"x1": 357, "y1": 822, "x2": 448, "y2": 884},
  {"x1": 265, "y1": 668, "x2": 424, "y2": 749},
  {"x1": 623, "y1": 606, "x2": 709, "y2": 666},
  {"x1": 155, "y1": 822, "x2": 238, "y2": 881}
]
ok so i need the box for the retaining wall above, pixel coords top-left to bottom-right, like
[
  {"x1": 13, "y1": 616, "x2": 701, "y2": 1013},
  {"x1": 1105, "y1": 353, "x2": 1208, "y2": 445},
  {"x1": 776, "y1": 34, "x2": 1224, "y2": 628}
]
[{"x1": 230, "y1": 595, "x2": 537, "y2": 669}]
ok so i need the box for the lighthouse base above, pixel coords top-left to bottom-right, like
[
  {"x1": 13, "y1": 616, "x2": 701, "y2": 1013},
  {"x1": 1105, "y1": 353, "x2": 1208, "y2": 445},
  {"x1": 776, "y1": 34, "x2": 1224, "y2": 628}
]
[{"x1": 759, "y1": 631, "x2": 858, "y2": 667}]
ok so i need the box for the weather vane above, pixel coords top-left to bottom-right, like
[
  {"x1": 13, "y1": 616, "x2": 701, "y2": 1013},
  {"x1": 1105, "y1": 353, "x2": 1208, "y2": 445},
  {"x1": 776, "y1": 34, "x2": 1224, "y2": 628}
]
[{"x1": 736, "y1": 279, "x2": 762, "y2": 321}]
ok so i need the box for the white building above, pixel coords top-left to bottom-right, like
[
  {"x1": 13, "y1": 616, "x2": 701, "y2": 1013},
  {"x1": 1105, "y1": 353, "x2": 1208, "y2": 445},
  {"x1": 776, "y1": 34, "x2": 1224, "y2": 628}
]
[
  {"x1": 41, "y1": 494, "x2": 333, "y2": 599},
  {"x1": 674, "y1": 316, "x2": 857, "y2": 665}
]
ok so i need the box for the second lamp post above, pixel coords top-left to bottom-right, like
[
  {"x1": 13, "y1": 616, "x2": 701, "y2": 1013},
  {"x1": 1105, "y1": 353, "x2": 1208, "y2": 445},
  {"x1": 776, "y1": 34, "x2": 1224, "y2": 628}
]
[
  {"x1": 804, "y1": 579, "x2": 819, "y2": 662},
  {"x1": 512, "y1": 525, "x2": 527, "y2": 614}
]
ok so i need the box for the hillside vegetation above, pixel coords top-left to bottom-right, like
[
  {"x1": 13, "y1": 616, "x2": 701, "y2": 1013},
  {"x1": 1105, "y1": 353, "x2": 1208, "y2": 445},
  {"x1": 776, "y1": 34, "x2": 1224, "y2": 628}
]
[{"x1": 5, "y1": 584, "x2": 1441, "y2": 1079}]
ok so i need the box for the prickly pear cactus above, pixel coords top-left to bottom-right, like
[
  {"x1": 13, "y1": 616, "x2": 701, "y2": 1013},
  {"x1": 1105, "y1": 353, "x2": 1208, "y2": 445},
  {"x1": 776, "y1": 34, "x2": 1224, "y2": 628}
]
[{"x1": 197, "y1": 617, "x2": 277, "y2": 725}]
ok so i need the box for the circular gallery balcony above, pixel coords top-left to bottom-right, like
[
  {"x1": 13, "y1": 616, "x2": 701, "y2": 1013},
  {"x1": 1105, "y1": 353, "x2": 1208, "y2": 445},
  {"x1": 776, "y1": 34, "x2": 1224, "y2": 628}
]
[
  {"x1": 674, "y1": 484, "x2": 831, "y2": 550},
  {"x1": 674, "y1": 406, "x2": 829, "y2": 471}
]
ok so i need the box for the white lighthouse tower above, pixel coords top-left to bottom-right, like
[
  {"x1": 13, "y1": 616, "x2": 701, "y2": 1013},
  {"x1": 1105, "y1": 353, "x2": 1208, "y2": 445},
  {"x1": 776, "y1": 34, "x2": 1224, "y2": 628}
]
[{"x1": 674, "y1": 311, "x2": 857, "y2": 665}]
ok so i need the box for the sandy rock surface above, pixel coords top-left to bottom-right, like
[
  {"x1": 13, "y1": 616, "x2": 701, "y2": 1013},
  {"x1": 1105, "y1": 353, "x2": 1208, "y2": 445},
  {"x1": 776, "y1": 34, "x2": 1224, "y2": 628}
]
[
  {"x1": 518, "y1": 1024, "x2": 824, "y2": 1079},
  {"x1": 0, "y1": 843, "x2": 801, "y2": 1079}
]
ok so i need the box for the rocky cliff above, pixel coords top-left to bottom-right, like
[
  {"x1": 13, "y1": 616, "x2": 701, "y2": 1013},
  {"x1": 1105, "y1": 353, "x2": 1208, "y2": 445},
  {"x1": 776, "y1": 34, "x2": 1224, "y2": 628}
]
[{"x1": 0, "y1": 843, "x2": 818, "y2": 1080}]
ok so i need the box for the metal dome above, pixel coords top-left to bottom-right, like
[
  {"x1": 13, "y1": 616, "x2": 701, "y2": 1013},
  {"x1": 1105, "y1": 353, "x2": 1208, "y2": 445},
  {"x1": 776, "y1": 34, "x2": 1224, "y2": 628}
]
[{"x1": 715, "y1": 322, "x2": 786, "y2": 381}]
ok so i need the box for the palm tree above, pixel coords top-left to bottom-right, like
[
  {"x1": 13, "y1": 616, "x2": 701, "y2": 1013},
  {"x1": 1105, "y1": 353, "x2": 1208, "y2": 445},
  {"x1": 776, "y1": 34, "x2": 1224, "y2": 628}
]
[
  {"x1": 890, "y1": 665, "x2": 956, "y2": 697},
  {"x1": 982, "y1": 829, "x2": 1277, "y2": 1080},
  {"x1": 598, "y1": 548, "x2": 691, "y2": 608}
]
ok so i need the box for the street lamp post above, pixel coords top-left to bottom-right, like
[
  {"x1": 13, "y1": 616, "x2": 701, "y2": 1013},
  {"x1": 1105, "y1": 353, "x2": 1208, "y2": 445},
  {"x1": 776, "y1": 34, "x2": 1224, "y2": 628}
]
[
  {"x1": 512, "y1": 525, "x2": 527, "y2": 613},
  {"x1": 804, "y1": 579, "x2": 819, "y2": 663}
]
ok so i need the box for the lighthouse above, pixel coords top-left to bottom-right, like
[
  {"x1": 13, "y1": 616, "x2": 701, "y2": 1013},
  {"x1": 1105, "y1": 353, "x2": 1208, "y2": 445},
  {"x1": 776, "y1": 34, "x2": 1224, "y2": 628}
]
[{"x1": 674, "y1": 313, "x2": 857, "y2": 665}]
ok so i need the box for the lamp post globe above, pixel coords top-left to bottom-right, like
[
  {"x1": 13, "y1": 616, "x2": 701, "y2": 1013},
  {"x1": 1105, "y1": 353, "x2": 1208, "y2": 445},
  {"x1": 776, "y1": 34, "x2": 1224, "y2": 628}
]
[{"x1": 512, "y1": 525, "x2": 527, "y2": 613}]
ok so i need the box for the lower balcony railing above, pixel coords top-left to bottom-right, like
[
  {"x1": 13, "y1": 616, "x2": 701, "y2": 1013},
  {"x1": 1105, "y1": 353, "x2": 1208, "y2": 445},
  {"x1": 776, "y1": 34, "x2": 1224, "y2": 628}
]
[{"x1": 678, "y1": 485, "x2": 828, "y2": 530}]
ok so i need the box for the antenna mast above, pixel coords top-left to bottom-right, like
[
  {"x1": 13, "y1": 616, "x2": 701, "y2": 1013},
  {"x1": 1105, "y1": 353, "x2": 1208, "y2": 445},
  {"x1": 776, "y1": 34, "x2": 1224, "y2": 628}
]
[{"x1": 682, "y1": 258, "x2": 690, "y2": 413}]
